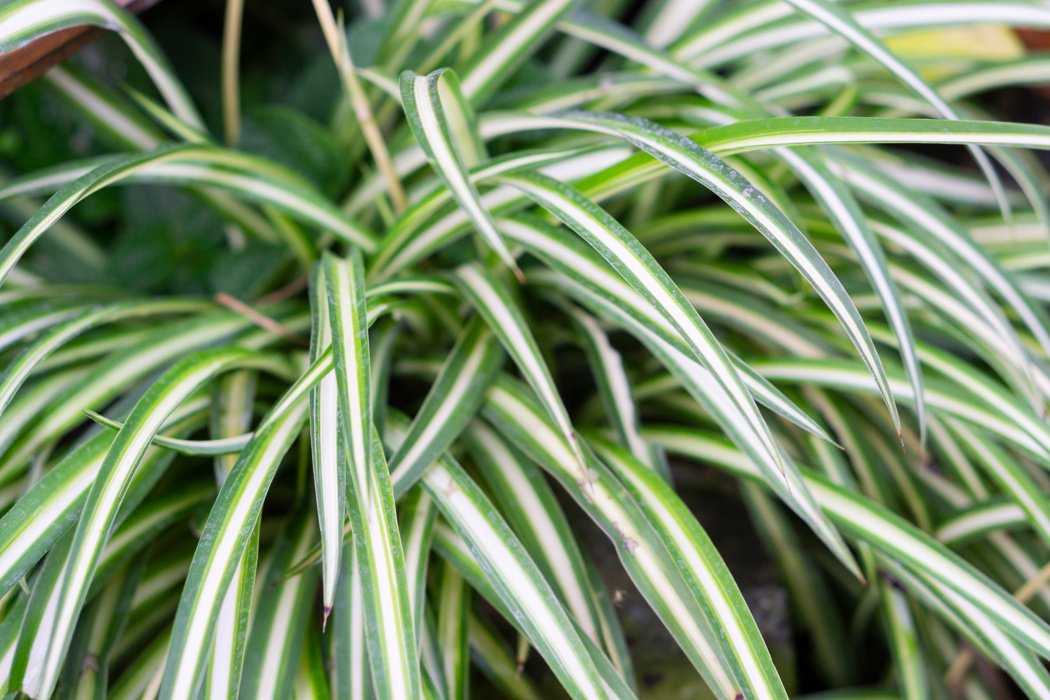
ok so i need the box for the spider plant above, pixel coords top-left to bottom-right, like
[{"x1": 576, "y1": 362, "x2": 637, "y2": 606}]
[{"x1": 2, "y1": 0, "x2": 1050, "y2": 697}]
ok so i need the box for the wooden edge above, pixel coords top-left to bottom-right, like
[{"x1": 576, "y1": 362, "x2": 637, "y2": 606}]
[{"x1": 0, "y1": 0, "x2": 159, "y2": 101}]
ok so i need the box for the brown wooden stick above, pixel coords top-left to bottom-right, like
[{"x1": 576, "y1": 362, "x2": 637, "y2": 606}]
[{"x1": 214, "y1": 292, "x2": 309, "y2": 346}]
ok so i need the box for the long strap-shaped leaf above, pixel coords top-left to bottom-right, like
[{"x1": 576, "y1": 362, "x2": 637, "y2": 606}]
[
  {"x1": 876, "y1": 573, "x2": 928, "y2": 700},
  {"x1": 431, "y1": 525, "x2": 634, "y2": 700},
  {"x1": 0, "y1": 146, "x2": 375, "y2": 287},
  {"x1": 384, "y1": 415, "x2": 614, "y2": 700},
  {"x1": 496, "y1": 218, "x2": 855, "y2": 573},
  {"x1": 480, "y1": 378, "x2": 740, "y2": 698},
  {"x1": 497, "y1": 173, "x2": 790, "y2": 474},
  {"x1": 775, "y1": 147, "x2": 925, "y2": 445},
  {"x1": 158, "y1": 398, "x2": 309, "y2": 700},
  {"x1": 499, "y1": 217, "x2": 833, "y2": 443},
  {"x1": 399, "y1": 487, "x2": 437, "y2": 643},
  {"x1": 206, "y1": 523, "x2": 259, "y2": 700},
  {"x1": 505, "y1": 110, "x2": 899, "y2": 436},
  {"x1": 35, "y1": 346, "x2": 265, "y2": 698},
  {"x1": 401, "y1": 70, "x2": 520, "y2": 277},
  {"x1": 330, "y1": 544, "x2": 372, "y2": 700},
  {"x1": 635, "y1": 328, "x2": 860, "y2": 578},
  {"x1": 452, "y1": 262, "x2": 590, "y2": 479},
  {"x1": 436, "y1": 563, "x2": 470, "y2": 700},
  {"x1": 831, "y1": 155, "x2": 1050, "y2": 366},
  {"x1": 945, "y1": 420, "x2": 1050, "y2": 550},
  {"x1": 776, "y1": 0, "x2": 1011, "y2": 220},
  {"x1": 464, "y1": 421, "x2": 634, "y2": 684},
  {"x1": 0, "y1": 298, "x2": 209, "y2": 420},
  {"x1": 0, "y1": 0, "x2": 204, "y2": 129},
  {"x1": 697, "y1": 116, "x2": 1050, "y2": 155},
  {"x1": 239, "y1": 511, "x2": 319, "y2": 700},
  {"x1": 648, "y1": 426, "x2": 1050, "y2": 662},
  {"x1": 468, "y1": 612, "x2": 543, "y2": 700},
  {"x1": 456, "y1": 0, "x2": 577, "y2": 104},
  {"x1": 10, "y1": 530, "x2": 75, "y2": 697},
  {"x1": 309, "y1": 264, "x2": 346, "y2": 623},
  {"x1": 883, "y1": 557, "x2": 1050, "y2": 700},
  {"x1": 366, "y1": 146, "x2": 592, "y2": 281},
  {"x1": 387, "y1": 315, "x2": 504, "y2": 497},
  {"x1": 0, "y1": 433, "x2": 107, "y2": 597},
  {"x1": 325, "y1": 251, "x2": 373, "y2": 515},
  {"x1": 464, "y1": 422, "x2": 606, "y2": 650},
  {"x1": 569, "y1": 309, "x2": 669, "y2": 480},
  {"x1": 590, "y1": 436, "x2": 788, "y2": 700},
  {"x1": 325, "y1": 250, "x2": 421, "y2": 700}
]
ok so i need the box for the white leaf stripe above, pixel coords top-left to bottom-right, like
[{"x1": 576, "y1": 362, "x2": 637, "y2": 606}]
[
  {"x1": 401, "y1": 70, "x2": 520, "y2": 276},
  {"x1": 388, "y1": 315, "x2": 503, "y2": 497},
  {"x1": 591, "y1": 437, "x2": 786, "y2": 700},
  {"x1": 436, "y1": 564, "x2": 469, "y2": 700},
  {"x1": 936, "y1": 501, "x2": 1026, "y2": 546},
  {"x1": 388, "y1": 424, "x2": 612, "y2": 699},
  {"x1": 698, "y1": 116, "x2": 1050, "y2": 155},
  {"x1": 159, "y1": 398, "x2": 309, "y2": 700},
  {"x1": 457, "y1": 0, "x2": 577, "y2": 103},
  {"x1": 648, "y1": 427, "x2": 1050, "y2": 661},
  {"x1": 207, "y1": 527, "x2": 259, "y2": 700},
  {"x1": 327, "y1": 250, "x2": 421, "y2": 700},
  {"x1": 43, "y1": 65, "x2": 163, "y2": 150},
  {"x1": 37, "y1": 347, "x2": 262, "y2": 698},
  {"x1": 452, "y1": 262, "x2": 588, "y2": 479},
  {"x1": 480, "y1": 378, "x2": 739, "y2": 698},
  {"x1": 399, "y1": 487, "x2": 437, "y2": 642},
  {"x1": 309, "y1": 264, "x2": 344, "y2": 621},
  {"x1": 498, "y1": 172, "x2": 787, "y2": 482},
  {"x1": 324, "y1": 251, "x2": 373, "y2": 513}
]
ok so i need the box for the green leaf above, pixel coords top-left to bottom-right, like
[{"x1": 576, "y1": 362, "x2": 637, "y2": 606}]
[
  {"x1": 159, "y1": 398, "x2": 309, "y2": 700},
  {"x1": 309, "y1": 264, "x2": 345, "y2": 621},
  {"x1": 400, "y1": 69, "x2": 520, "y2": 276},
  {"x1": 325, "y1": 251, "x2": 421, "y2": 700},
  {"x1": 385, "y1": 414, "x2": 615, "y2": 700},
  {"x1": 387, "y1": 316, "x2": 504, "y2": 497}
]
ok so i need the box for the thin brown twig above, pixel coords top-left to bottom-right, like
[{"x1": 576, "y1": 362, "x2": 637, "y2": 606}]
[
  {"x1": 221, "y1": 0, "x2": 245, "y2": 145},
  {"x1": 215, "y1": 292, "x2": 308, "y2": 346},
  {"x1": 255, "y1": 273, "x2": 310, "y2": 306},
  {"x1": 311, "y1": 0, "x2": 407, "y2": 214}
]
